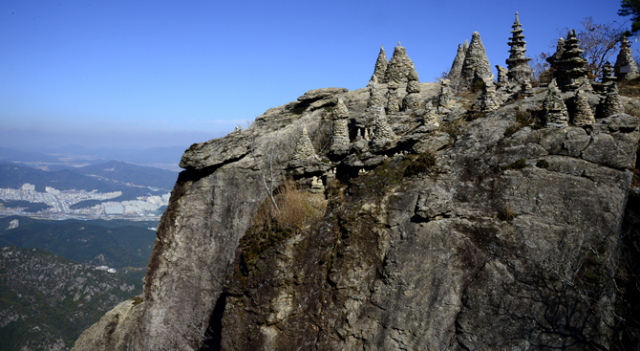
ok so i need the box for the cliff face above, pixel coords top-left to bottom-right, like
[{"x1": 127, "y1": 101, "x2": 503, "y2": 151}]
[{"x1": 72, "y1": 77, "x2": 640, "y2": 350}]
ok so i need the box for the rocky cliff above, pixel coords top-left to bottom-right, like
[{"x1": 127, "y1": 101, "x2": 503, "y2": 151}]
[{"x1": 72, "y1": 44, "x2": 640, "y2": 350}]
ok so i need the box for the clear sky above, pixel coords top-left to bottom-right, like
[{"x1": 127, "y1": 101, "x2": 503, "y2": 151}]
[{"x1": 0, "y1": 0, "x2": 632, "y2": 150}]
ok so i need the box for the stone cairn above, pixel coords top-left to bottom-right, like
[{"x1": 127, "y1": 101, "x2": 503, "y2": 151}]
[
  {"x1": 472, "y1": 75, "x2": 500, "y2": 112},
  {"x1": 449, "y1": 43, "x2": 467, "y2": 80},
  {"x1": 505, "y1": 12, "x2": 532, "y2": 84},
  {"x1": 386, "y1": 82, "x2": 401, "y2": 114},
  {"x1": 437, "y1": 79, "x2": 455, "y2": 111},
  {"x1": 423, "y1": 101, "x2": 439, "y2": 127},
  {"x1": 402, "y1": 70, "x2": 423, "y2": 111},
  {"x1": 309, "y1": 176, "x2": 325, "y2": 194},
  {"x1": 614, "y1": 36, "x2": 639, "y2": 81},
  {"x1": 602, "y1": 61, "x2": 617, "y2": 85},
  {"x1": 496, "y1": 65, "x2": 509, "y2": 85},
  {"x1": 602, "y1": 83, "x2": 624, "y2": 117},
  {"x1": 572, "y1": 89, "x2": 595, "y2": 127},
  {"x1": 383, "y1": 42, "x2": 419, "y2": 85},
  {"x1": 373, "y1": 108, "x2": 395, "y2": 141},
  {"x1": 556, "y1": 30, "x2": 590, "y2": 91},
  {"x1": 292, "y1": 127, "x2": 318, "y2": 160},
  {"x1": 546, "y1": 38, "x2": 565, "y2": 71},
  {"x1": 330, "y1": 98, "x2": 351, "y2": 152},
  {"x1": 542, "y1": 79, "x2": 569, "y2": 127},
  {"x1": 368, "y1": 45, "x2": 388, "y2": 86},
  {"x1": 461, "y1": 32, "x2": 492, "y2": 86},
  {"x1": 520, "y1": 81, "x2": 534, "y2": 98}
]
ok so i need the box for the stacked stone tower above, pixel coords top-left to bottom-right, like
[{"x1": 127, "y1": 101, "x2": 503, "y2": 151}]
[
  {"x1": 505, "y1": 12, "x2": 532, "y2": 83},
  {"x1": 330, "y1": 98, "x2": 351, "y2": 154},
  {"x1": 292, "y1": 127, "x2": 318, "y2": 160},
  {"x1": 556, "y1": 30, "x2": 590, "y2": 91},
  {"x1": 368, "y1": 45, "x2": 388, "y2": 86},
  {"x1": 449, "y1": 43, "x2": 467, "y2": 80},
  {"x1": 461, "y1": 32, "x2": 491, "y2": 85},
  {"x1": 383, "y1": 42, "x2": 418, "y2": 85},
  {"x1": 546, "y1": 38, "x2": 565, "y2": 71},
  {"x1": 614, "y1": 36, "x2": 639, "y2": 81}
]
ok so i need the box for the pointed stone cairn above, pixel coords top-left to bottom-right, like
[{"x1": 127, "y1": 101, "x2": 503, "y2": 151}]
[
  {"x1": 556, "y1": 30, "x2": 590, "y2": 91},
  {"x1": 423, "y1": 101, "x2": 439, "y2": 127},
  {"x1": 542, "y1": 79, "x2": 569, "y2": 127},
  {"x1": 614, "y1": 36, "x2": 639, "y2": 81},
  {"x1": 449, "y1": 43, "x2": 467, "y2": 81},
  {"x1": 602, "y1": 61, "x2": 617, "y2": 85},
  {"x1": 382, "y1": 42, "x2": 418, "y2": 85},
  {"x1": 461, "y1": 32, "x2": 492, "y2": 86},
  {"x1": 368, "y1": 45, "x2": 388, "y2": 86},
  {"x1": 464, "y1": 39, "x2": 469, "y2": 52},
  {"x1": 373, "y1": 108, "x2": 395, "y2": 141},
  {"x1": 546, "y1": 38, "x2": 565, "y2": 71},
  {"x1": 330, "y1": 98, "x2": 351, "y2": 151},
  {"x1": 437, "y1": 79, "x2": 455, "y2": 111},
  {"x1": 572, "y1": 89, "x2": 595, "y2": 127},
  {"x1": 520, "y1": 80, "x2": 534, "y2": 98},
  {"x1": 602, "y1": 83, "x2": 624, "y2": 117},
  {"x1": 292, "y1": 127, "x2": 318, "y2": 160},
  {"x1": 472, "y1": 75, "x2": 500, "y2": 112},
  {"x1": 506, "y1": 12, "x2": 532, "y2": 84},
  {"x1": 496, "y1": 65, "x2": 509, "y2": 85},
  {"x1": 386, "y1": 82, "x2": 400, "y2": 114},
  {"x1": 402, "y1": 70, "x2": 424, "y2": 111}
]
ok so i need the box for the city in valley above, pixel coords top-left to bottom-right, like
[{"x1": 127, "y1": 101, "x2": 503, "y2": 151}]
[{"x1": 0, "y1": 183, "x2": 170, "y2": 220}]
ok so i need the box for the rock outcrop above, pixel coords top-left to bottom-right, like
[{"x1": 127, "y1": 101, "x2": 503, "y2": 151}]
[
  {"x1": 74, "y1": 17, "x2": 640, "y2": 351},
  {"x1": 614, "y1": 36, "x2": 639, "y2": 81}
]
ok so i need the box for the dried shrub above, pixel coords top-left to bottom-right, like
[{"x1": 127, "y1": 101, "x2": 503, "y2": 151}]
[
  {"x1": 405, "y1": 152, "x2": 436, "y2": 176},
  {"x1": 497, "y1": 205, "x2": 517, "y2": 221},
  {"x1": 439, "y1": 118, "x2": 467, "y2": 139}
]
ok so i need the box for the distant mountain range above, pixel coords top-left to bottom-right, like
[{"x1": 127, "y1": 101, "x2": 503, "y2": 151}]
[
  {"x1": 0, "y1": 145, "x2": 187, "y2": 171},
  {"x1": 68, "y1": 160, "x2": 178, "y2": 191}
]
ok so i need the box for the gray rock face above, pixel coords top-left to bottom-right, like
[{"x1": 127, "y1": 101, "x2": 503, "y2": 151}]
[
  {"x1": 383, "y1": 43, "x2": 418, "y2": 85},
  {"x1": 74, "y1": 41, "x2": 640, "y2": 351},
  {"x1": 369, "y1": 46, "x2": 388, "y2": 86},
  {"x1": 461, "y1": 32, "x2": 491, "y2": 85},
  {"x1": 614, "y1": 37, "x2": 639, "y2": 81}
]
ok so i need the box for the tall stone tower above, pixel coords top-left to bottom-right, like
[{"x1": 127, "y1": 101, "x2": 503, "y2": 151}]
[
  {"x1": 556, "y1": 30, "x2": 590, "y2": 91},
  {"x1": 506, "y1": 12, "x2": 532, "y2": 83},
  {"x1": 614, "y1": 36, "x2": 639, "y2": 81}
]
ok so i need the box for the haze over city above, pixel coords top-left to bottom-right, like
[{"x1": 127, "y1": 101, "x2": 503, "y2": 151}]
[{"x1": 0, "y1": 0, "x2": 632, "y2": 151}]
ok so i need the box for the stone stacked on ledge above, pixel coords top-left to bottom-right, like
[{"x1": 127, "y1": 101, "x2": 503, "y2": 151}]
[
  {"x1": 383, "y1": 42, "x2": 418, "y2": 85},
  {"x1": 614, "y1": 36, "x2": 639, "y2": 81},
  {"x1": 602, "y1": 83, "x2": 624, "y2": 117},
  {"x1": 505, "y1": 12, "x2": 532, "y2": 83},
  {"x1": 542, "y1": 79, "x2": 569, "y2": 127},
  {"x1": 472, "y1": 75, "x2": 500, "y2": 112},
  {"x1": 330, "y1": 98, "x2": 351, "y2": 153},
  {"x1": 374, "y1": 109, "x2": 395, "y2": 140},
  {"x1": 368, "y1": 45, "x2": 388, "y2": 86},
  {"x1": 572, "y1": 90, "x2": 595, "y2": 127},
  {"x1": 546, "y1": 38, "x2": 565, "y2": 70},
  {"x1": 449, "y1": 43, "x2": 467, "y2": 80},
  {"x1": 602, "y1": 61, "x2": 617, "y2": 85},
  {"x1": 402, "y1": 70, "x2": 424, "y2": 111},
  {"x1": 556, "y1": 30, "x2": 590, "y2": 91},
  {"x1": 461, "y1": 32, "x2": 491, "y2": 85},
  {"x1": 292, "y1": 127, "x2": 318, "y2": 160}
]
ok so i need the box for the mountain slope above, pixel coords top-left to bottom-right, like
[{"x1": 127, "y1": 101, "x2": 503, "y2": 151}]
[
  {"x1": 0, "y1": 246, "x2": 143, "y2": 351},
  {"x1": 70, "y1": 160, "x2": 178, "y2": 191}
]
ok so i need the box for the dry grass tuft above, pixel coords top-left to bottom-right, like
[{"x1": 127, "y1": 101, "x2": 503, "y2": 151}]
[{"x1": 252, "y1": 178, "x2": 326, "y2": 231}]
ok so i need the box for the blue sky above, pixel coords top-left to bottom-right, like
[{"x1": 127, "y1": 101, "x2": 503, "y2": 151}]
[{"x1": 0, "y1": 0, "x2": 632, "y2": 150}]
